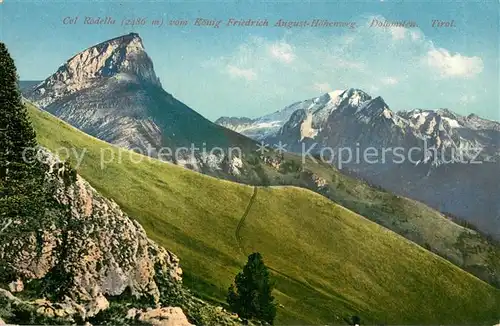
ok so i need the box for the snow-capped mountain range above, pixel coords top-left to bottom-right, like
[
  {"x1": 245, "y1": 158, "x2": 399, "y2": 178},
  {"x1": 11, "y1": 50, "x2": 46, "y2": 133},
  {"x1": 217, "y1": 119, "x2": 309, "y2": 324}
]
[
  {"x1": 217, "y1": 88, "x2": 500, "y2": 237},
  {"x1": 217, "y1": 88, "x2": 500, "y2": 165},
  {"x1": 215, "y1": 90, "x2": 346, "y2": 141}
]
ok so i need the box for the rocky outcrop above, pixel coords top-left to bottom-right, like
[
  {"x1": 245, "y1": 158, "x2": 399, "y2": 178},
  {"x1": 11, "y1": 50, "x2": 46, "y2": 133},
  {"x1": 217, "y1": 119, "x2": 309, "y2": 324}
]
[
  {"x1": 0, "y1": 148, "x2": 254, "y2": 325},
  {"x1": 0, "y1": 148, "x2": 182, "y2": 320},
  {"x1": 0, "y1": 288, "x2": 87, "y2": 322},
  {"x1": 128, "y1": 307, "x2": 194, "y2": 326},
  {"x1": 8, "y1": 279, "x2": 24, "y2": 293},
  {"x1": 33, "y1": 297, "x2": 87, "y2": 320},
  {"x1": 310, "y1": 173, "x2": 328, "y2": 190},
  {"x1": 262, "y1": 156, "x2": 283, "y2": 170}
]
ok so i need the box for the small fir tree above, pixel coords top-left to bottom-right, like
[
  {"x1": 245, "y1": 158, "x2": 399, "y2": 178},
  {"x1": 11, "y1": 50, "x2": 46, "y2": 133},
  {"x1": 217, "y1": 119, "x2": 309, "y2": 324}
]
[{"x1": 227, "y1": 252, "x2": 277, "y2": 324}]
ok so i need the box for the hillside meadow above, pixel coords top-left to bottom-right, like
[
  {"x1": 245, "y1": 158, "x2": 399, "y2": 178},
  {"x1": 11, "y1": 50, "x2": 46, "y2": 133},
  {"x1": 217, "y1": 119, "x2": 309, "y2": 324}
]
[{"x1": 28, "y1": 104, "x2": 500, "y2": 324}]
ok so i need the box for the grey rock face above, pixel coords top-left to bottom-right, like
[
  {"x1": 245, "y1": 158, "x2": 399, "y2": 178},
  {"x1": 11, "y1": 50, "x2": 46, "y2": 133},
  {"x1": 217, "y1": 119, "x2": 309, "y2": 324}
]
[
  {"x1": 0, "y1": 148, "x2": 182, "y2": 319},
  {"x1": 0, "y1": 148, "x2": 252, "y2": 325},
  {"x1": 30, "y1": 33, "x2": 161, "y2": 107}
]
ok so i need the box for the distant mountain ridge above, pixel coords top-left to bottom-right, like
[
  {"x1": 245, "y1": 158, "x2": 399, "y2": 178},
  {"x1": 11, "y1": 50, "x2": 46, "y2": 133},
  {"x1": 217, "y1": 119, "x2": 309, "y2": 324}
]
[
  {"x1": 218, "y1": 88, "x2": 500, "y2": 164},
  {"x1": 217, "y1": 88, "x2": 500, "y2": 238}
]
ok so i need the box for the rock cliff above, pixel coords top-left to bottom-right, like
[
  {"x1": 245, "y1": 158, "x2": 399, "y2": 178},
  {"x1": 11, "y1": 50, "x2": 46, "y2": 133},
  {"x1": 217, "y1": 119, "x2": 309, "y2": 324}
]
[
  {"x1": 29, "y1": 33, "x2": 161, "y2": 108},
  {"x1": 0, "y1": 148, "x2": 254, "y2": 325}
]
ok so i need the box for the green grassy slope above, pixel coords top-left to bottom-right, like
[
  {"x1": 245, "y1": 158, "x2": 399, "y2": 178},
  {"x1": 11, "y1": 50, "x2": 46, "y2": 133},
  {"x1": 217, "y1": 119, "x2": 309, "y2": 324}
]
[
  {"x1": 255, "y1": 152, "x2": 500, "y2": 288},
  {"x1": 241, "y1": 187, "x2": 499, "y2": 324},
  {"x1": 28, "y1": 105, "x2": 500, "y2": 324}
]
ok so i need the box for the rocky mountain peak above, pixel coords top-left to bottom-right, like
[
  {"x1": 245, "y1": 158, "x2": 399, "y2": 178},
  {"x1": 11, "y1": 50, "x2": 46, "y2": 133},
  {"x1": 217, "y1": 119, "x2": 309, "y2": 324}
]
[
  {"x1": 28, "y1": 33, "x2": 161, "y2": 107},
  {"x1": 332, "y1": 91, "x2": 395, "y2": 123},
  {"x1": 339, "y1": 88, "x2": 372, "y2": 106},
  {"x1": 435, "y1": 108, "x2": 457, "y2": 119}
]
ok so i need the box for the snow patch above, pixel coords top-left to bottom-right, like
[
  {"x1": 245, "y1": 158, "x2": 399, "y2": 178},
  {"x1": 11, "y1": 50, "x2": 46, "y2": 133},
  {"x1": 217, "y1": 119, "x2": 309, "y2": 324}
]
[
  {"x1": 349, "y1": 92, "x2": 363, "y2": 106},
  {"x1": 412, "y1": 111, "x2": 430, "y2": 119},
  {"x1": 229, "y1": 156, "x2": 243, "y2": 176},
  {"x1": 236, "y1": 121, "x2": 282, "y2": 132},
  {"x1": 442, "y1": 117, "x2": 461, "y2": 128},
  {"x1": 300, "y1": 113, "x2": 318, "y2": 140},
  {"x1": 424, "y1": 117, "x2": 438, "y2": 135},
  {"x1": 382, "y1": 108, "x2": 393, "y2": 119},
  {"x1": 413, "y1": 112, "x2": 429, "y2": 128},
  {"x1": 328, "y1": 89, "x2": 345, "y2": 100}
]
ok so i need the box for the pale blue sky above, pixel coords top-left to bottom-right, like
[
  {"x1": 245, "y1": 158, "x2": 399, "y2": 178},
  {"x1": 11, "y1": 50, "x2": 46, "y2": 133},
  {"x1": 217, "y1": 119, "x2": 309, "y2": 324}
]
[{"x1": 1, "y1": 0, "x2": 498, "y2": 121}]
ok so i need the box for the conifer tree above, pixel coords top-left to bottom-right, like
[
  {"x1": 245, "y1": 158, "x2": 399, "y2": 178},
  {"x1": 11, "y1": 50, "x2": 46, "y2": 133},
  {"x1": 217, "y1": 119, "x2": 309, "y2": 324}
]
[
  {"x1": 0, "y1": 42, "x2": 47, "y2": 248},
  {"x1": 227, "y1": 252, "x2": 277, "y2": 324}
]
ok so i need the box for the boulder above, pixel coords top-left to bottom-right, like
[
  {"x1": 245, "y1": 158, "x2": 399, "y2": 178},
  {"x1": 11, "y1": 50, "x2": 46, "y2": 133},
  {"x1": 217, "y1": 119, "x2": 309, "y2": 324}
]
[
  {"x1": 136, "y1": 307, "x2": 194, "y2": 326},
  {"x1": 8, "y1": 279, "x2": 24, "y2": 293}
]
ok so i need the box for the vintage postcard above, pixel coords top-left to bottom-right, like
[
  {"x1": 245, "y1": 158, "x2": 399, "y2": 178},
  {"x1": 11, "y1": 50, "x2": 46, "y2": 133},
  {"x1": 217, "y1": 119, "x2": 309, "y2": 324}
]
[{"x1": 0, "y1": 1, "x2": 499, "y2": 325}]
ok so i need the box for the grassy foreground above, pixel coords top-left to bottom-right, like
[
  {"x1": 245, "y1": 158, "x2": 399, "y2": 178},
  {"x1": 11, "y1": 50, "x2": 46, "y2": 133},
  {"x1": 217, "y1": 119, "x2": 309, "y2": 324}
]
[{"x1": 28, "y1": 104, "x2": 500, "y2": 324}]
